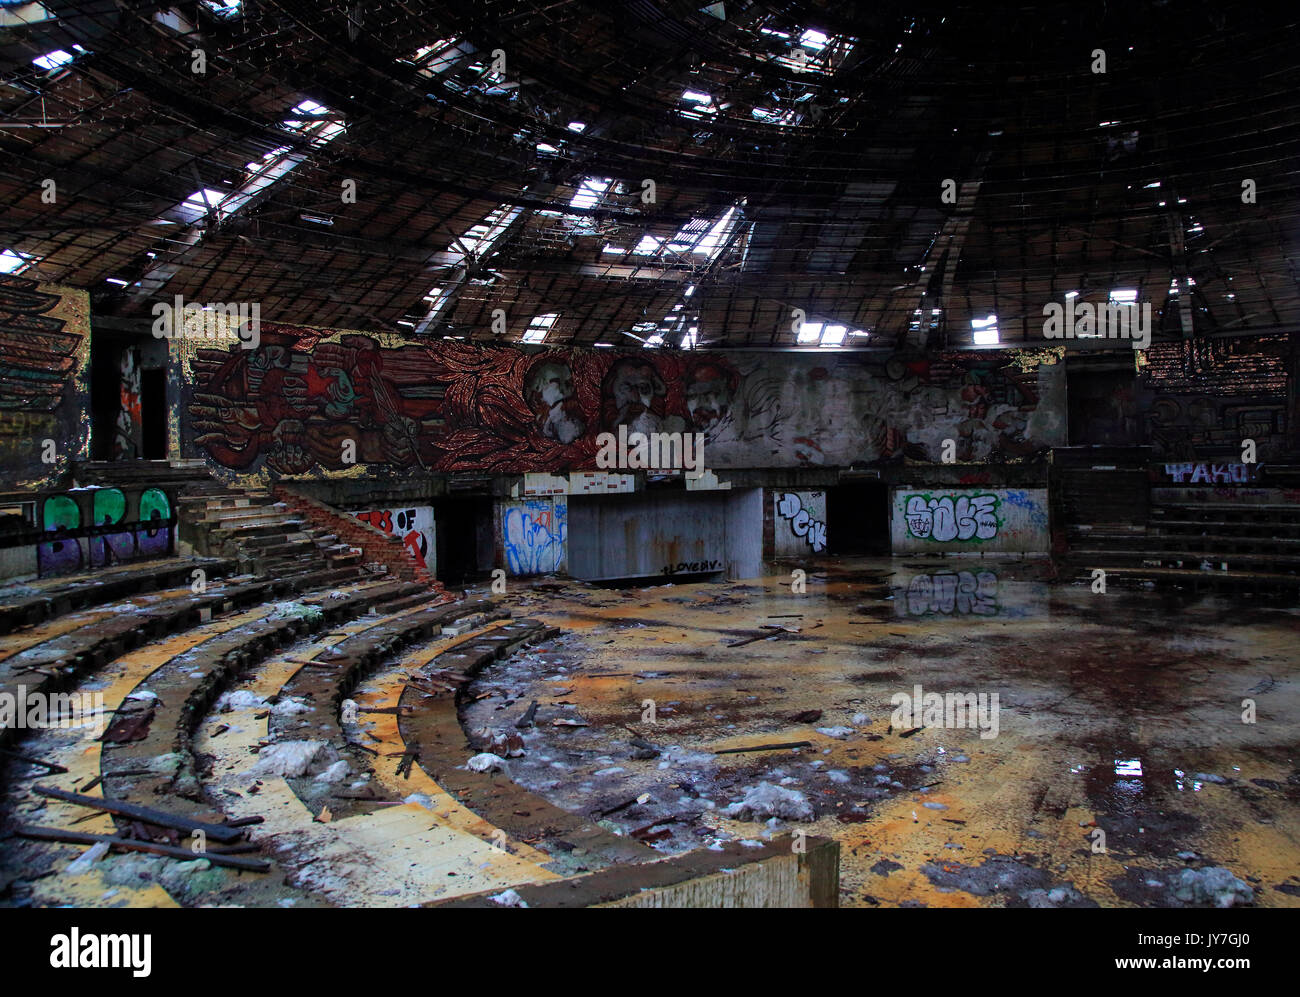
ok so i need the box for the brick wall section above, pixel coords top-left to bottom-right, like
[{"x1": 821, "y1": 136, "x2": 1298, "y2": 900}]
[{"x1": 272, "y1": 484, "x2": 445, "y2": 594}]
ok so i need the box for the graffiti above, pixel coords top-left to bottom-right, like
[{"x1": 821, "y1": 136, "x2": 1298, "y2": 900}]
[
  {"x1": 354, "y1": 506, "x2": 435, "y2": 571},
  {"x1": 0, "y1": 275, "x2": 87, "y2": 487},
  {"x1": 904, "y1": 493, "x2": 1000, "y2": 542},
  {"x1": 114, "y1": 347, "x2": 141, "y2": 460},
  {"x1": 775, "y1": 491, "x2": 827, "y2": 553},
  {"x1": 906, "y1": 570, "x2": 998, "y2": 616},
  {"x1": 34, "y1": 486, "x2": 173, "y2": 577},
  {"x1": 503, "y1": 498, "x2": 566, "y2": 575},
  {"x1": 38, "y1": 494, "x2": 81, "y2": 575},
  {"x1": 184, "y1": 330, "x2": 1063, "y2": 477},
  {"x1": 662, "y1": 559, "x2": 723, "y2": 575},
  {"x1": 1163, "y1": 462, "x2": 1257, "y2": 485}
]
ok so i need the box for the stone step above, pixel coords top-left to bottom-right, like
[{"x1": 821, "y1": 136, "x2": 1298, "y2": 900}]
[{"x1": 203, "y1": 509, "x2": 302, "y2": 530}]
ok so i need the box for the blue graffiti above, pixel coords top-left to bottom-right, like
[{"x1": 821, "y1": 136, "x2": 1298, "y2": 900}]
[{"x1": 504, "y1": 501, "x2": 567, "y2": 575}]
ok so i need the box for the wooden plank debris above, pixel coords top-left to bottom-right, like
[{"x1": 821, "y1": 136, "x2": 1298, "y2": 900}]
[{"x1": 32, "y1": 785, "x2": 243, "y2": 842}]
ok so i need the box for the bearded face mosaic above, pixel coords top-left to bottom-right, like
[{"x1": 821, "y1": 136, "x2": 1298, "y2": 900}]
[{"x1": 184, "y1": 330, "x2": 1064, "y2": 477}]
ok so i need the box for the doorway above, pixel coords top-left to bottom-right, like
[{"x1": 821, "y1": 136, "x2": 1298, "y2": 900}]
[
  {"x1": 434, "y1": 496, "x2": 493, "y2": 584},
  {"x1": 826, "y1": 481, "x2": 890, "y2": 555},
  {"x1": 140, "y1": 368, "x2": 167, "y2": 459}
]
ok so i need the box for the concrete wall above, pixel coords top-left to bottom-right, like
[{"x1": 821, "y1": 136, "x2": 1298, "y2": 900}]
[
  {"x1": 724, "y1": 488, "x2": 764, "y2": 580},
  {"x1": 891, "y1": 486, "x2": 1049, "y2": 554},
  {"x1": 567, "y1": 488, "x2": 763, "y2": 581}
]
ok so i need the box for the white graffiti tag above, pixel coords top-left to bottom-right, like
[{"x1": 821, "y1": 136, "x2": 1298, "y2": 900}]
[
  {"x1": 776, "y1": 492, "x2": 828, "y2": 553},
  {"x1": 907, "y1": 570, "x2": 998, "y2": 615},
  {"x1": 904, "y1": 494, "x2": 999, "y2": 542}
]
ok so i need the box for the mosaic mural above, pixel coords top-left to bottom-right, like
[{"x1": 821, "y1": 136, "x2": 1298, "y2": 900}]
[{"x1": 184, "y1": 327, "x2": 1065, "y2": 477}]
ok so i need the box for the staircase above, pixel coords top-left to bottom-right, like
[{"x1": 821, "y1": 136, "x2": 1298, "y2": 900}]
[
  {"x1": 1059, "y1": 463, "x2": 1300, "y2": 596},
  {"x1": 178, "y1": 487, "x2": 366, "y2": 579}
]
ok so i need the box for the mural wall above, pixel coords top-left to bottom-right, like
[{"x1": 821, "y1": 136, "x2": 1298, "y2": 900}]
[
  {"x1": 180, "y1": 327, "x2": 1065, "y2": 480},
  {"x1": 36, "y1": 485, "x2": 174, "y2": 577},
  {"x1": 1072, "y1": 339, "x2": 1296, "y2": 459},
  {"x1": 502, "y1": 496, "x2": 567, "y2": 575},
  {"x1": 0, "y1": 276, "x2": 91, "y2": 491},
  {"x1": 352, "y1": 505, "x2": 435, "y2": 575},
  {"x1": 891, "y1": 487, "x2": 1049, "y2": 554}
]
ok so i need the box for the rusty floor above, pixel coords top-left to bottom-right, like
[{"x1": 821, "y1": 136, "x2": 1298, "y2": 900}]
[{"x1": 466, "y1": 557, "x2": 1300, "y2": 908}]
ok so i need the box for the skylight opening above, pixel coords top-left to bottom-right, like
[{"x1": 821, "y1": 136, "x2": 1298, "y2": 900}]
[
  {"x1": 752, "y1": 107, "x2": 799, "y2": 126},
  {"x1": 971, "y1": 314, "x2": 1000, "y2": 345},
  {"x1": 33, "y1": 49, "x2": 72, "y2": 70},
  {"x1": 536, "y1": 143, "x2": 559, "y2": 154},
  {"x1": 796, "y1": 320, "x2": 823, "y2": 345},
  {"x1": 569, "y1": 177, "x2": 612, "y2": 210},
  {"x1": 200, "y1": 0, "x2": 242, "y2": 17},
  {"x1": 567, "y1": 121, "x2": 586, "y2": 133},
  {"x1": 800, "y1": 29, "x2": 830, "y2": 51},
  {"x1": 32, "y1": 46, "x2": 86, "y2": 71},
  {"x1": 171, "y1": 99, "x2": 347, "y2": 225},
  {"x1": 283, "y1": 100, "x2": 345, "y2": 144},
  {"x1": 694, "y1": 206, "x2": 738, "y2": 258},
  {"x1": 410, "y1": 39, "x2": 472, "y2": 78},
  {"x1": 1108, "y1": 289, "x2": 1138, "y2": 304},
  {"x1": 457, "y1": 204, "x2": 523, "y2": 255},
  {"x1": 632, "y1": 234, "x2": 664, "y2": 256},
  {"x1": 183, "y1": 188, "x2": 228, "y2": 215},
  {"x1": 679, "y1": 90, "x2": 718, "y2": 116},
  {"x1": 681, "y1": 327, "x2": 700, "y2": 349},
  {"x1": 522, "y1": 312, "x2": 559, "y2": 344},
  {"x1": 819, "y1": 324, "x2": 847, "y2": 347},
  {"x1": 0, "y1": 249, "x2": 36, "y2": 274}
]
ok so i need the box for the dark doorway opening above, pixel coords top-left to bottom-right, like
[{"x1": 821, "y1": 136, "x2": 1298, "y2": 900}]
[
  {"x1": 140, "y1": 368, "x2": 167, "y2": 459},
  {"x1": 1067, "y1": 366, "x2": 1140, "y2": 446},
  {"x1": 89, "y1": 335, "x2": 122, "y2": 461},
  {"x1": 826, "y1": 482, "x2": 890, "y2": 555},
  {"x1": 434, "y1": 497, "x2": 493, "y2": 585}
]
